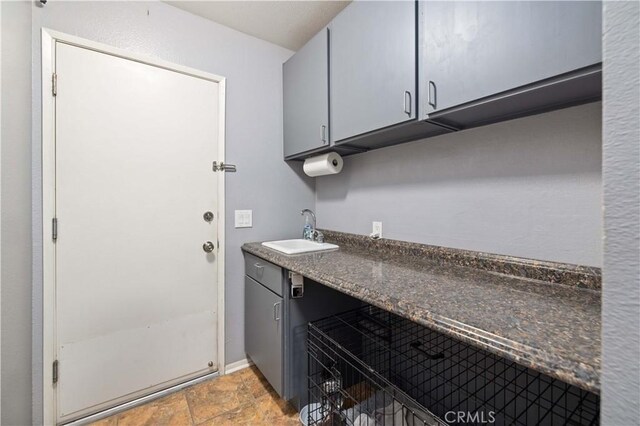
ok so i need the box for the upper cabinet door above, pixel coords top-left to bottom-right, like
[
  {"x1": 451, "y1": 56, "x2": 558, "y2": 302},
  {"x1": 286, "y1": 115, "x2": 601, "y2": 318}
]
[
  {"x1": 423, "y1": 1, "x2": 602, "y2": 114},
  {"x1": 330, "y1": 1, "x2": 417, "y2": 143},
  {"x1": 283, "y1": 29, "x2": 329, "y2": 159}
]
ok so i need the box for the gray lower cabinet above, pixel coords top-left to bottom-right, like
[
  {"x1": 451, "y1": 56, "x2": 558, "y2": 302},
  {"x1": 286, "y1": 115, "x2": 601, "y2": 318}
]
[
  {"x1": 283, "y1": 29, "x2": 329, "y2": 159},
  {"x1": 244, "y1": 275, "x2": 283, "y2": 395},
  {"x1": 330, "y1": 0, "x2": 417, "y2": 143},
  {"x1": 244, "y1": 253, "x2": 361, "y2": 407},
  {"x1": 421, "y1": 1, "x2": 602, "y2": 127}
]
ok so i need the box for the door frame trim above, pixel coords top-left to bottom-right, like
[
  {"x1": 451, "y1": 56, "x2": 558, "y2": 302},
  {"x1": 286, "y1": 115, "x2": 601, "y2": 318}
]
[{"x1": 41, "y1": 28, "x2": 227, "y2": 425}]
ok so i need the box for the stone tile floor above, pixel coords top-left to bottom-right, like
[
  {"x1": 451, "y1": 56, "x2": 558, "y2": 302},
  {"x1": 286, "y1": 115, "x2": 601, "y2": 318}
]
[{"x1": 90, "y1": 366, "x2": 300, "y2": 425}]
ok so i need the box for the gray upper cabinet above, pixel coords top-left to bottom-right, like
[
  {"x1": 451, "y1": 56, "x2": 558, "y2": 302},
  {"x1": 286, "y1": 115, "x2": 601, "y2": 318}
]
[
  {"x1": 421, "y1": 1, "x2": 602, "y2": 124},
  {"x1": 283, "y1": 29, "x2": 329, "y2": 159},
  {"x1": 330, "y1": 1, "x2": 418, "y2": 143},
  {"x1": 282, "y1": 0, "x2": 601, "y2": 159}
]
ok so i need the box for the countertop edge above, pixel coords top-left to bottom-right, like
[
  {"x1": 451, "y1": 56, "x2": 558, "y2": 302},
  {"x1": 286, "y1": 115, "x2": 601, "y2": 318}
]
[{"x1": 241, "y1": 243, "x2": 600, "y2": 394}]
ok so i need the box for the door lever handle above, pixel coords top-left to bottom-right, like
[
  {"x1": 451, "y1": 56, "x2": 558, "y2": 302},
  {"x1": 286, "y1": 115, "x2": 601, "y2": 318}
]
[{"x1": 212, "y1": 161, "x2": 236, "y2": 172}]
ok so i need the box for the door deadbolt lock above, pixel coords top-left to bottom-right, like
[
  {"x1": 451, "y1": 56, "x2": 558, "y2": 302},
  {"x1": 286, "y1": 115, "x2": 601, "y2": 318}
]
[
  {"x1": 203, "y1": 241, "x2": 215, "y2": 253},
  {"x1": 203, "y1": 211, "x2": 214, "y2": 222}
]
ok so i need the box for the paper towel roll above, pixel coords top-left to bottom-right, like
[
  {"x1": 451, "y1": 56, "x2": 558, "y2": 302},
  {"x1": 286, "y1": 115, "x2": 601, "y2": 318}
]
[{"x1": 303, "y1": 152, "x2": 344, "y2": 177}]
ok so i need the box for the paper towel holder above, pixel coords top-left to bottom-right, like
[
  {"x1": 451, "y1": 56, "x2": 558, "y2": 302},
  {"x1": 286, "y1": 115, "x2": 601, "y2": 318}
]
[
  {"x1": 303, "y1": 151, "x2": 344, "y2": 177},
  {"x1": 311, "y1": 158, "x2": 338, "y2": 167}
]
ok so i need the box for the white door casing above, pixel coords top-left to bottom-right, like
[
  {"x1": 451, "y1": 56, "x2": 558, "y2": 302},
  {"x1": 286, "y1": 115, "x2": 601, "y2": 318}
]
[{"x1": 41, "y1": 30, "x2": 226, "y2": 424}]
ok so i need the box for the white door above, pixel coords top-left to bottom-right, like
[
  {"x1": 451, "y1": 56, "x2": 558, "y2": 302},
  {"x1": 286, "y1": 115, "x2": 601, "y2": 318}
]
[{"x1": 54, "y1": 42, "x2": 221, "y2": 423}]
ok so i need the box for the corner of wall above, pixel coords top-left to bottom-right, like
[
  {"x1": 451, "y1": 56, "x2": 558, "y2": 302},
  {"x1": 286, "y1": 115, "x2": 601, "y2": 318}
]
[
  {"x1": 1, "y1": 2, "x2": 34, "y2": 425},
  {"x1": 602, "y1": 1, "x2": 640, "y2": 424}
]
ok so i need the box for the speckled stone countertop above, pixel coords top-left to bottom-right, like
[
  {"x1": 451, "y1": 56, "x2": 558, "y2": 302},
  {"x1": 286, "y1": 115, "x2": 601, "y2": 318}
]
[{"x1": 241, "y1": 231, "x2": 601, "y2": 393}]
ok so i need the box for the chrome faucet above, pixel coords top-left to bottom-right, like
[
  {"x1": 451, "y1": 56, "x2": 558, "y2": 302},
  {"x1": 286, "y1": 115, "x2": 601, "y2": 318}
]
[
  {"x1": 301, "y1": 209, "x2": 324, "y2": 243},
  {"x1": 300, "y1": 209, "x2": 316, "y2": 240}
]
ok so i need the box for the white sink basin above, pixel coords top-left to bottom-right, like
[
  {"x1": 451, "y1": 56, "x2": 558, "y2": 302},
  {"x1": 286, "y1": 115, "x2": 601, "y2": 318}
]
[{"x1": 262, "y1": 239, "x2": 339, "y2": 255}]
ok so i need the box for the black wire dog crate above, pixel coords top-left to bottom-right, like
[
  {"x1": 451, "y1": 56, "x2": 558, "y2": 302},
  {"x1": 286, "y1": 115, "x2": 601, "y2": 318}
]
[{"x1": 307, "y1": 305, "x2": 599, "y2": 425}]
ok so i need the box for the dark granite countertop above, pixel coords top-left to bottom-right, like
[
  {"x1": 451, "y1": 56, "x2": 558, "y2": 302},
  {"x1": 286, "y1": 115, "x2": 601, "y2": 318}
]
[{"x1": 241, "y1": 232, "x2": 601, "y2": 393}]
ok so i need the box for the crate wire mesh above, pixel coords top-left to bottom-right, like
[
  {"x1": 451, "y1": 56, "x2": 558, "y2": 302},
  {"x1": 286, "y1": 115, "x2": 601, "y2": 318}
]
[{"x1": 307, "y1": 305, "x2": 599, "y2": 425}]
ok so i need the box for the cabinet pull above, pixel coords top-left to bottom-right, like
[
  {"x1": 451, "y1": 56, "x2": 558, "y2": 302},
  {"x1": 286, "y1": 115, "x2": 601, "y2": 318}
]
[
  {"x1": 273, "y1": 302, "x2": 281, "y2": 321},
  {"x1": 321, "y1": 125, "x2": 327, "y2": 144},
  {"x1": 254, "y1": 263, "x2": 264, "y2": 275},
  {"x1": 403, "y1": 91, "x2": 412, "y2": 116},
  {"x1": 428, "y1": 81, "x2": 437, "y2": 110}
]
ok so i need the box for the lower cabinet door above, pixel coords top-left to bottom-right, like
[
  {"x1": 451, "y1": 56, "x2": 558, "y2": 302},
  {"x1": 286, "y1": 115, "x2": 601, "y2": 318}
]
[{"x1": 245, "y1": 276, "x2": 283, "y2": 396}]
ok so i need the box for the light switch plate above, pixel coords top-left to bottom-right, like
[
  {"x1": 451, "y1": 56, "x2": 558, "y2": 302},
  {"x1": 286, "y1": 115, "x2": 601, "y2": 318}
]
[
  {"x1": 235, "y1": 210, "x2": 252, "y2": 228},
  {"x1": 372, "y1": 221, "x2": 383, "y2": 238}
]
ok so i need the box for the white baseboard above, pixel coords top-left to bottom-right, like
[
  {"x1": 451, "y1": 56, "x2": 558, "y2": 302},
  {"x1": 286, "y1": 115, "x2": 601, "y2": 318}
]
[{"x1": 224, "y1": 357, "x2": 253, "y2": 374}]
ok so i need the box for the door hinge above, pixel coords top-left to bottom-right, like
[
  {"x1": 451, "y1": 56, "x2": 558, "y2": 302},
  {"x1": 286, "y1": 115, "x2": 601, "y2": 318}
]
[
  {"x1": 52, "y1": 360, "x2": 59, "y2": 384},
  {"x1": 52, "y1": 217, "x2": 58, "y2": 241},
  {"x1": 52, "y1": 73, "x2": 57, "y2": 97}
]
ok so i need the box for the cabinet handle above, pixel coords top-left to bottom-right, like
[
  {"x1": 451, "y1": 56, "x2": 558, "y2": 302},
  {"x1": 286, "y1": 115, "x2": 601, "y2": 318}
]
[
  {"x1": 273, "y1": 302, "x2": 281, "y2": 321},
  {"x1": 254, "y1": 263, "x2": 264, "y2": 275},
  {"x1": 404, "y1": 91, "x2": 412, "y2": 116},
  {"x1": 321, "y1": 125, "x2": 327, "y2": 144},
  {"x1": 428, "y1": 81, "x2": 437, "y2": 110}
]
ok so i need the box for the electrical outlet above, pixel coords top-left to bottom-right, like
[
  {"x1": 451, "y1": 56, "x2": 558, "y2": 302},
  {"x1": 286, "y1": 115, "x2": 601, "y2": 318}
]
[
  {"x1": 372, "y1": 221, "x2": 383, "y2": 238},
  {"x1": 235, "y1": 210, "x2": 252, "y2": 228}
]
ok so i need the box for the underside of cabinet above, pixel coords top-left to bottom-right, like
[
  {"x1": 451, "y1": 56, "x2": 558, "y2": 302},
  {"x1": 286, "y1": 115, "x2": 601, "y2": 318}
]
[
  {"x1": 425, "y1": 65, "x2": 602, "y2": 131},
  {"x1": 334, "y1": 119, "x2": 455, "y2": 152}
]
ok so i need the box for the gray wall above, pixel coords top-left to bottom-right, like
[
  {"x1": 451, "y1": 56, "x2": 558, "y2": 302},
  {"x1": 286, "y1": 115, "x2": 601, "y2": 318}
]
[
  {"x1": 317, "y1": 102, "x2": 602, "y2": 266},
  {"x1": 0, "y1": 2, "x2": 315, "y2": 424},
  {"x1": 1, "y1": 2, "x2": 34, "y2": 425},
  {"x1": 601, "y1": 1, "x2": 640, "y2": 424}
]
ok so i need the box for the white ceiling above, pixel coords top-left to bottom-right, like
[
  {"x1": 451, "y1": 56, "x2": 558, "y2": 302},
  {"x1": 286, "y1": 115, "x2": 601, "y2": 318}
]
[{"x1": 166, "y1": 1, "x2": 351, "y2": 51}]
